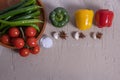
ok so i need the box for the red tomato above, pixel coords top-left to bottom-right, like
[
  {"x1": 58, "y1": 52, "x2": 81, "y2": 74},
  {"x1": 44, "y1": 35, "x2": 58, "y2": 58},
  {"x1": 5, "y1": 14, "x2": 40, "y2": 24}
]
[
  {"x1": 8, "y1": 27, "x2": 20, "y2": 37},
  {"x1": 26, "y1": 37, "x2": 37, "y2": 47},
  {"x1": 19, "y1": 48, "x2": 30, "y2": 57},
  {"x1": 14, "y1": 38, "x2": 24, "y2": 49},
  {"x1": 25, "y1": 27, "x2": 37, "y2": 37},
  {"x1": 30, "y1": 45, "x2": 40, "y2": 54},
  {"x1": 0, "y1": 34, "x2": 10, "y2": 44}
]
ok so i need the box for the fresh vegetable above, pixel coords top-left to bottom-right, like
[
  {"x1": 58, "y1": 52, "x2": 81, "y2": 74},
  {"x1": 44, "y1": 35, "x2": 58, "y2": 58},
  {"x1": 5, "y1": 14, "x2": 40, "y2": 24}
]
[
  {"x1": 19, "y1": 0, "x2": 36, "y2": 8},
  {"x1": 0, "y1": 0, "x2": 26, "y2": 15},
  {"x1": 0, "y1": 0, "x2": 42, "y2": 34},
  {"x1": 30, "y1": 45, "x2": 40, "y2": 54},
  {"x1": 8, "y1": 27, "x2": 20, "y2": 37},
  {"x1": 49, "y1": 7, "x2": 69, "y2": 28},
  {"x1": 0, "y1": 5, "x2": 41, "y2": 19},
  {"x1": 0, "y1": 19, "x2": 42, "y2": 32},
  {"x1": 13, "y1": 10, "x2": 40, "y2": 21},
  {"x1": 95, "y1": 9, "x2": 114, "y2": 28},
  {"x1": 0, "y1": 23, "x2": 40, "y2": 33},
  {"x1": 26, "y1": 24, "x2": 40, "y2": 32},
  {"x1": 75, "y1": 9, "x2": 94, "y2": 30},
  {"x1": 0, "y1": 0, "x2": 42, "y2": 57},
  {"x1": 26, "y1": 37, "x2": 37, "y2": 47},
  {"x1": 25, "y1": 27, "x2": 37, "y2": 37},
  {"x1": 0, "y1": 34, "x2": 10, "y2": 45},
  {"x1": 13, "y1": 38, "x2": 25, "y2": 49},
  {"x1": 0, "y1": 19, "x2": 42, "y2": 26},
  {"x1": 19, "y1": 48, "x2": 30, "y2": 57}
]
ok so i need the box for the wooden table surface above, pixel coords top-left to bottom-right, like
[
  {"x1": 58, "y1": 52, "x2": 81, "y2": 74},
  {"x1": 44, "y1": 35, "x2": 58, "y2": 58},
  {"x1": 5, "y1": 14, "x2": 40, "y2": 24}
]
[{"x1": 0, "y1": 0, "x2": 120, "y2": 80}]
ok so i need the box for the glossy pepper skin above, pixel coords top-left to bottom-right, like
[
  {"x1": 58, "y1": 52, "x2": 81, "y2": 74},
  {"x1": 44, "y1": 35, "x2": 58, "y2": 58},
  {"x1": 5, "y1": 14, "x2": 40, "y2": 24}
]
[
  {"x1": 75, "y1": 9, "x2": 94, "y2": 30},
  {"x1": 49, "y1": 7, "x2": 69, "y2": 28},
  {"x1": 95, "y1": 9, "x2": 114, "y2": 28}
]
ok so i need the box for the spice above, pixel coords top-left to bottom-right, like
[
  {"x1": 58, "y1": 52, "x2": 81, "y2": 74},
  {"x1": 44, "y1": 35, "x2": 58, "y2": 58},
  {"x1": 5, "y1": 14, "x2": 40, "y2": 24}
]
[
  {"x1": 79, "y1": 32, "x2": 86, "y2": 39},
  {"x1": 40, "y1": 35, "x2": 53, "y2": 48},
  {"x1": 96, "y1": 32, "x2": 103, "y2": 39},
  {"x1": 59, "y1": 31, "x2": 68, "y2": 39},
  {"x1": 74, "y1": 32, "x2": 79, "y2": 40},
  {"x1": 90, "y1": 32, "x2": 97, "y2": 40},
  {"x1": 52, "y1": 32, "x2": 59, "y2": 39}
]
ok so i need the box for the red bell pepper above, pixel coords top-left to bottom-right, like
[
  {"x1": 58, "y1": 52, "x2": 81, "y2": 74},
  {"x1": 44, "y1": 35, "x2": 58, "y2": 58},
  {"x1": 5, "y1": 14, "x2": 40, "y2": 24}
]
[{"x1": 95, "y1": 9, "x2": 114, "y2": 28}]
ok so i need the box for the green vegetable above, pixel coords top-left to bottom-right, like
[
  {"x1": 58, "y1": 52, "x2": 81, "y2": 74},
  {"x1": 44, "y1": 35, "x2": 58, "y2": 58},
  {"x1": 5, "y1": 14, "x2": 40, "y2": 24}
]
[
  {"x1": 0, "y1": 24, "x2": 6, "y2": 30},
  {"x1": 0, "y1": 0, "x2": 43, "y2": 36},
  {"x1": 0, "y1": 19, "x2": 43, "y2": 26},
  {"x1": 0, "y1": 0, "x2": 36, "y2": 15},
  {"x1": 20, "y1": 24, "x2": 40, "y2": 32},
  {"x1": 19, "y1": 0, "x2": 36, "y2": 8},
  {"x1": 49, "y1": 7, "x2": 69, "y2": 28},
  {"x1": 0, "y1": 5, "x2": 41, "y2": 19},
  {"x1": 13, "y1": 10, "x2": 40, "y2": 20},
  {"x1": 0, "y1": 0, "x2": 26, "y2": 15}
]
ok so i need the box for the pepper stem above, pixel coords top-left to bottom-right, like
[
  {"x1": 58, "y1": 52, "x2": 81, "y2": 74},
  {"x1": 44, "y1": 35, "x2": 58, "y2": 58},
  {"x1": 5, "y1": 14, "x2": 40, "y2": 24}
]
[{"x1": 56, "y1": 13, "x2": 63, "y2": 21}]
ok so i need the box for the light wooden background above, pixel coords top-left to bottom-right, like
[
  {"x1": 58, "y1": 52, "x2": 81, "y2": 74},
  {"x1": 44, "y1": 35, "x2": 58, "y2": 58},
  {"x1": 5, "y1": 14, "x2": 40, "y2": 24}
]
[{"x1": 0, "y1": 0, "x2": 120, "y2": 80}]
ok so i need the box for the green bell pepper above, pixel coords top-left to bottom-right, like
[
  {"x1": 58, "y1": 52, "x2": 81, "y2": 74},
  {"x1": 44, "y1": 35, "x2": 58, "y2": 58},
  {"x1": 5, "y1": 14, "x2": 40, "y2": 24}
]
[{"x1": 49, "y1": 7, "x2": 69, "y2": 28}]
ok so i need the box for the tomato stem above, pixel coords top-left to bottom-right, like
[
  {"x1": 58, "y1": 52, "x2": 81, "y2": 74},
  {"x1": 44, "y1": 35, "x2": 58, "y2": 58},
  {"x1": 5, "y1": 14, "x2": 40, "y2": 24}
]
[
  {"x1": 19, "y1": 27, "x2": 26, "y2": 40},
  {"x1": 19, "y1": 27, "x2": 30, "y2": 49}
]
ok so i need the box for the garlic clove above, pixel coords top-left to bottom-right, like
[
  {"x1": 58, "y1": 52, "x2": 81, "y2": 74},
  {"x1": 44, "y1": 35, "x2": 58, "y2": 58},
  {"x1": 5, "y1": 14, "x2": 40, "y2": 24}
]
[
  {"x1": 90, "y1": 32, "x2": 97, "y2": 40},
  {"x1": 74, "y1": 32, "x2": 80, "y2": 40},
  {"x1": 52, "y1": 32, "x2": 59, "y2": 39},
  {"x1": 93, "y1": 32, "x2": 97, "y2": 40}
]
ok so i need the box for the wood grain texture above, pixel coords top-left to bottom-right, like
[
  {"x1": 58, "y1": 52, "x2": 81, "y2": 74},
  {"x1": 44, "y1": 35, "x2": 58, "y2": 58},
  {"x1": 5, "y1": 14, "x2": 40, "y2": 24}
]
[{"x1": 0, "y1": 0, "x2": 120, "y2": 80}]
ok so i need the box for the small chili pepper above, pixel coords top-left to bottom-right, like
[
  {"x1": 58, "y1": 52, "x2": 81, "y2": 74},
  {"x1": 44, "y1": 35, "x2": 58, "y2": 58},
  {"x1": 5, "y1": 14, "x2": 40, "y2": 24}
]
[
  {"x1": 95, "y1": 9, "x2": 114, "y2": 28},
  {"x1": 49, "y1": 7, "x2": 69, "y2": 28},
  {"x1": 75, "y1": 9, "x2": 94, "y2": 30}
]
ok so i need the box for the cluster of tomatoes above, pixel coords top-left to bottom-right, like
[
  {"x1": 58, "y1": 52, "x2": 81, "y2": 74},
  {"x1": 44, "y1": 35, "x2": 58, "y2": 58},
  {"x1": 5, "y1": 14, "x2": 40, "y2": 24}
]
[{"x1": 0, "y1": 27, "x2": 40, "y2": 57}]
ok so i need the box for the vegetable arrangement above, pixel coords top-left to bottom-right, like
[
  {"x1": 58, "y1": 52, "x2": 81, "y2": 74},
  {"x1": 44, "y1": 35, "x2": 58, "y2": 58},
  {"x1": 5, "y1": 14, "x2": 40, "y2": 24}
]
[
  {"x1": 0, "y1": 0, "x2": 43, "y2": 57},
  {"x1": 49, "y1": 7, "x2": 114, "y2": 30},
  {"x1": 0, "y1": 0, "x2": 115, "y2": 57}
]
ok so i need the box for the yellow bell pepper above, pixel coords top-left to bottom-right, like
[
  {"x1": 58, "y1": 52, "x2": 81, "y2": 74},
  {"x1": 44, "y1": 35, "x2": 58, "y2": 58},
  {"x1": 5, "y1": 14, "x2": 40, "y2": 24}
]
[{"x1": 75, "y1": 9, "x2": 94, "y2": 30}]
